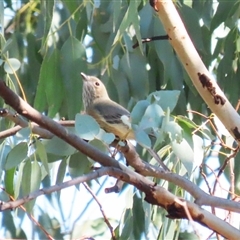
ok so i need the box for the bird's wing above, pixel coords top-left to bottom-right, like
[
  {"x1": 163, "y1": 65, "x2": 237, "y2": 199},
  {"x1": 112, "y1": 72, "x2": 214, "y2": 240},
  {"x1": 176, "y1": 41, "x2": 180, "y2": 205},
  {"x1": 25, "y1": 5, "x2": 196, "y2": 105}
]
[{"x1": 92, "y1": 100, "x2": 130, "y2": 124}]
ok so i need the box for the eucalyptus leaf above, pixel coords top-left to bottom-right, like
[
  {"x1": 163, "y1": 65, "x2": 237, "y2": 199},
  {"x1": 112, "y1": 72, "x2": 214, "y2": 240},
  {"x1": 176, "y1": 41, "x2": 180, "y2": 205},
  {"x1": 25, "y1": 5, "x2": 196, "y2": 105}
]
[
  {"x1": 131, "y1": 100, "x2": 150, "y2": 124},
  {"x1": 139, "y1": 103, "x2": 164, "y2": 130},
  {"x1": 96, "y1": 129, "x2": 115, "y2": 145},
  {"x1": 5, "y1": 142, "x2": 28, "y2": 170},
  {"x1": 75, "y1": 114, "x2": 100, "y2": 140},
  {"x1": 34, "y1": 49, "x2": 64, "y2": 117},
  {"x1": 4, "y1": 168, "x2": 15, "y2": 196},
  {"x1": 43, "y1": 136, "x2": 76, "y2": 156},
  {"x1": 1, "y1": 38, "x2": 13, "y2": 54},
  {"x1": 61, "y1": 36, "x2": 87, "y2": 119},
  {"x1": 4, "y1": 58, "x2": 21, "y2": 73},
  {"x1": 171, "y1": 139, "x2": 194, "y2": 174},
  {"x1": 88, "y1": 139, "x2": 109, "y2": 162},
  {"x1": 163, "y1": 120, "x2": 183, "y2": 143},
  {"x1": 68, "y1": 151, "x2": 91, "y2": 179},
  {"x1": 36, "y1": 140, "x2": 49, "y2": 175},
  {"x1": 134, "y1": 128, "x2": 151, "y2": 148},
  {"x1": 147, "y1": 90, "x2": 180, "y2": 113}
]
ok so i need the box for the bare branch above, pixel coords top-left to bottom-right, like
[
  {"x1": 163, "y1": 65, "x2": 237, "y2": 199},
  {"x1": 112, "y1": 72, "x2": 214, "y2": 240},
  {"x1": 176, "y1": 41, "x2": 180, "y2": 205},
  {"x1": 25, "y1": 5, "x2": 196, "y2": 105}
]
[
  {"x1": 0, "y1": 125, "x2": 22, "y2": 138},
  {"x1": 83, "y1": 182, "x2": 116, "y2": 240},
  {"x1": 0, "y1": 107, "x2": 75, "y2": 139},
  {"x1": 119, "y1": 142, "x2": 240, "y2": 213},
  {"x1": 154, "y1": 0, "x2": 240, "y2": 146},
  {"x1": 1, "y1": 166, "x2": 240, "y2": 239}
]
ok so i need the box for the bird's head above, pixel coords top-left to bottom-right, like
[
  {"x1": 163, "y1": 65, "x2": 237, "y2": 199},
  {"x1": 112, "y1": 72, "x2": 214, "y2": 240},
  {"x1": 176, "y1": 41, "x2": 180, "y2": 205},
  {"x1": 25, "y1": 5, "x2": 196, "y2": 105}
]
[{"x1": 81, "y1": 72, "x2": 110, "y2": 109}]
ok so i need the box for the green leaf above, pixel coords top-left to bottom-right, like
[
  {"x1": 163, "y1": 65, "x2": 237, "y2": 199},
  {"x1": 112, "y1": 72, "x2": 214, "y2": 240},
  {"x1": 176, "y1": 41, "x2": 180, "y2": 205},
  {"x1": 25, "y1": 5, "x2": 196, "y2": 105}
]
[
  {"x1": 43, "y1": 136, "x2": 76, "y2": 156},
  {"x1": 169, "y1": 56, "x2": 184, "y2": 90},
  {"x1": 131, "y1": 100, "x2": 150, "y2": 124},
  {"x1": 210, "y1": 0, "x2": 236, "y2": 32},
  {"x1": 96, "y1": 129, "x2": 115, "y2": 145},
  {"x1": 56, "y1": 159, "x2": 67, "y2": 199},
  {"x1": 134, "y1": 128, "x2": 151, "y2": 148},
  {"x1": 132, "y1": 194, "x2": 145, "y2": 239},
  {"x1": 56, "y1": 159, "x2": 67, "y2": 185},
  {"x1": 88, "y1": 139, "x2": 109, "y2": 162},
  {"x1": 68, "y1": 151, "x2": 91, "y2": 178},
  {"x1": 34, "y1": 49, "x2": 64, "y2": 117},
  {"x1": 14, "y1": 161, "x2": 25, "y2": 199},
  {"x1": 111, "y1": 69, "x2": 130, "y2": 107},
  {"x1": 26, "y1": 33, "x2": 41, "y2": 86},
  {"x1": 0, "y1": 142, "x2": 11, "y2": 177},
  {"x1": 1, "y1": 38, "x2": 13, "y2": 54},
  {"x1": 153, "y1": 17, "x2": 174, "y2": 86},
  {"x1": 113, "y1": 0, "x2": 141, "y2": 46},
  {"x1": 147, "y1": 90, "x2": 180, "y2": 113},
  {"x1": 163, "y1": 120, "x2": 183, "y2": 143},
  {"x1": 4, "y1": 168, "x2": 15, "y2": 196},
  {"x1": 75, "y1": 114, "x2": 100, "y2": 140},
  {"x1": 16, "y1": 127, "x2": 31, "y2": 140},
  {"x1": 36, "y1": 140, "x2": 49, "y2": 175},
  {"x1": 76, "y1": 10, "x2": 88, "y2": 40},
  {"x1": 178, "y1": 4, "x2": 205, "y2": 52},
  {"x1": 62, "y1": 0, "x2": 80, "y2": 21},
  {"x1": 31, "y1": 160, "x2": 41, "y2": 193},
  {"x1": 113, "y1": 0, "x2": 122, "y2": 32},
  {"x1": 4, "y1": 58, "x2": 21, "y2": 74},
  {"x1": 1, "y1": 211, "x2": 17, "y2": 239},
  {"x1": 176, "y1": 115, "x2": 198, "y2": 129},
  {"x1": 119, "y1": 209, "x2": 133, "y2": 240},
  {"x1": 171, "y1": 138, "x2": 194, "y2": 174},
  {"x1": 120, "y1": 50, "x2": 149, "y2": 100},
  {"x1": 139, "y1": 103, "x2": 164, "y2": 130},
  {"x1": 21, "y1": 159, "x2": 41, "y2": 212},
  {"x1": 61, "y1": 36, "x2": 87, "y2": 119},
  {"x1": 40, "y1": 0, "x2": 54, "y2": 55},
  {"x1": 20, "y1": 159, "x2": 31, "y2": 197},
  {"x1": 5, "y1": 142, "x2": 28, "y2": 170},
  {"x1": 179, "y1": 231, "x2": 199, "y2": 240}
]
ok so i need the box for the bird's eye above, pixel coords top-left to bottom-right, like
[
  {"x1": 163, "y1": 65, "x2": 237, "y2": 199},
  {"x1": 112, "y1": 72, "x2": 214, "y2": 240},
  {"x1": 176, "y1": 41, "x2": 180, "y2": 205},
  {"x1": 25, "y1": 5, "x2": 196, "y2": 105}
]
[{"x1": 95, "y1": 82, "x2": 100, "y2": 86}]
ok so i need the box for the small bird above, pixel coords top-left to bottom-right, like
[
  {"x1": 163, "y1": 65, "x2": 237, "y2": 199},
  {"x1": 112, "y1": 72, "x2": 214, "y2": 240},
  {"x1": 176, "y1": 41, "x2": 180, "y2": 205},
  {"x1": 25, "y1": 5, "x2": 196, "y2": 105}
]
[{"x1": 81, "y1": 72, "x2": 134, "y2": 140}]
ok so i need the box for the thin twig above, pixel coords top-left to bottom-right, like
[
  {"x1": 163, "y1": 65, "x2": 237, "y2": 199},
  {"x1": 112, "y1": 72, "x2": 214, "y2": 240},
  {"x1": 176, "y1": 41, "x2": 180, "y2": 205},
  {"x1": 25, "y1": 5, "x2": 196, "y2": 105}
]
[
  {"x1": 174, "y1": 198, "x2": 201, "y2": 239},
  {"x1": 212, "y1": 150, "x2": 239, "y2": 195},
  {"x1": 199, "y1": 164, "x2": 212, "y2": 195},
  {"x1": 0, "y1": 168, "x2": 114, "y2": 211},
  {"x1": 83, "y1": 183, "x2": 116, "y2": 240},
  {"x1": 132, "y1": 35, "x2": 169, "y2": 48},
  {"x1": 0, "y1": 187, "x2": 54, "y2": 240}
]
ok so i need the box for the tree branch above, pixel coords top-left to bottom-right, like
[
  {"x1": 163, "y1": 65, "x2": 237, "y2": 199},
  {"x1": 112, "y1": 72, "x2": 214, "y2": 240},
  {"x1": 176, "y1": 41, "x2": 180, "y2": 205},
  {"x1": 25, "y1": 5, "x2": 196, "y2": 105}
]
[
  {"x1": 153, "y1": 0, "x2": 240, "y2": 146},
  {"x1": 83, "y1": 182, "x2": 116, "y2": 240},
  {"x1": 1, "y1": 166, "x2": 239, "y2": 239},
  {"x1": 119, "y1": 142, "x2": 240, "y2": 213},
  {"x1": 0, "y1": 108, "x2": 75, "y2": 139},
  {"x1": 1, "y1": 81, "x2": 240, "y2": 238}
]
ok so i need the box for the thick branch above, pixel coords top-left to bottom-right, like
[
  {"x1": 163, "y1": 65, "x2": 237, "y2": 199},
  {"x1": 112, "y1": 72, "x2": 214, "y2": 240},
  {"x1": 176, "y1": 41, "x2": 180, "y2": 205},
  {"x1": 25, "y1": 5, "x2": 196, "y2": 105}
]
[
  {"x1": 154, "y1": 1, "x2": 240, "y2": 145},
  {"x1": 1, "y1": 166, "x2": 240, "y2": 239},
  {"x1": 0, "y1": 108, "x2": 75, "y2": 139},
  {"x1": 120, "y1": 142, "x2": 240, "y2": 213}
]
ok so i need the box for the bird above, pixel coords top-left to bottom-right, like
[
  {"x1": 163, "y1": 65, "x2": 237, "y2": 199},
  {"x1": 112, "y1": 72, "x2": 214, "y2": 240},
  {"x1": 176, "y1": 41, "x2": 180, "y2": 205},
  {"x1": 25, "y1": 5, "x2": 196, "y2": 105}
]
[{"x1": 81, "y1": 72, "x2": 135, "y2": 140}]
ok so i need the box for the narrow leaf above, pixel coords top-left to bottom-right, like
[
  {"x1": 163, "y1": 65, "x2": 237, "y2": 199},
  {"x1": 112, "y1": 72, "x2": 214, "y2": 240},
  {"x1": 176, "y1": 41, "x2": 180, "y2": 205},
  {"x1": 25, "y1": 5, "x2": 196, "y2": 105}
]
[{"x1": 5, "y1": 142, "x2": 28, "y2": 170}]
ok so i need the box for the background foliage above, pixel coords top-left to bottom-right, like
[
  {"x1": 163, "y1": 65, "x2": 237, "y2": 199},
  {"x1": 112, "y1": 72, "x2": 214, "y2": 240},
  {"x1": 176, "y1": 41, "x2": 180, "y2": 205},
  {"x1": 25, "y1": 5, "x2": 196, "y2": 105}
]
[{"x1": 0, "y1": 0, "x2": 240, "y2": 239}]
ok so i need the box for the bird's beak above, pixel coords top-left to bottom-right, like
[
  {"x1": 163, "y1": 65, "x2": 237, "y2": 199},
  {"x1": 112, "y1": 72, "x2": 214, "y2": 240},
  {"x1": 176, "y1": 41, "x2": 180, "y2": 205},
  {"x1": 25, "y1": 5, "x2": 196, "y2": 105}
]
[{"x1": 81, "y1": 72, "x2": 88, "y2": 81}]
